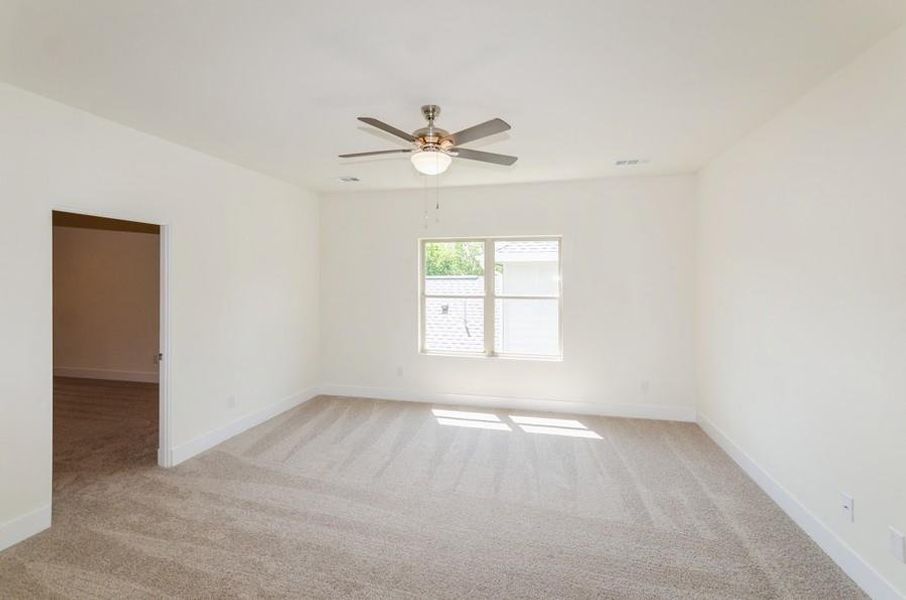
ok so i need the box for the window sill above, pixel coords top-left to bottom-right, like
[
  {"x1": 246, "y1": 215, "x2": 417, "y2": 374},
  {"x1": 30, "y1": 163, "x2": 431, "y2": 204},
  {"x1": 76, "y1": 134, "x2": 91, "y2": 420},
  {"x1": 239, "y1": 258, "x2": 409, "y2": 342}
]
[{"x1": 419, "y1": 351, "x2": 563, "y2": 362}]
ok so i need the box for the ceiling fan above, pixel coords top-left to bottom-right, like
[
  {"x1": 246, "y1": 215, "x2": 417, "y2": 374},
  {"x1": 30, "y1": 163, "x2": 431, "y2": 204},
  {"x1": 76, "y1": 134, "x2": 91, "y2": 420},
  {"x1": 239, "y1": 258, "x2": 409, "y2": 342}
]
[{"x1": 339, "y1": 105, "x2": 517, "y2": 175}]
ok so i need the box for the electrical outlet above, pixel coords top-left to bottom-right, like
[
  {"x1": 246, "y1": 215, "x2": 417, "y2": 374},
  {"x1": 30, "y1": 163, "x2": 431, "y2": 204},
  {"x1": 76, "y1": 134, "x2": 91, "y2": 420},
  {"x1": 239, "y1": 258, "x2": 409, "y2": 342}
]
[
  {"x1": 890, "y1": 527, "x2": 906, "y2": 563},
  {"x1": 396, "y1": 366, "x2": 404, "y2": 377},
  {"x1": 840, "y1": 493, "x2": 854, "y2": 522},
  {"x1": 227, "y1": 395, "x2": 237, "y2": 409}
]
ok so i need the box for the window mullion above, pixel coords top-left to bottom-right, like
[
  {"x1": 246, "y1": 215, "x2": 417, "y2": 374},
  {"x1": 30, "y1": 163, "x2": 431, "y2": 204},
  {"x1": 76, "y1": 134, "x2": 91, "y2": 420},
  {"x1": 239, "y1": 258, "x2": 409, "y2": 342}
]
[
  {"x1": 484, "y1": 238, "x2": 494, "y2": 356},
  {"x1": 419, "y1": 240, "x2": 426, "y2": 353}
]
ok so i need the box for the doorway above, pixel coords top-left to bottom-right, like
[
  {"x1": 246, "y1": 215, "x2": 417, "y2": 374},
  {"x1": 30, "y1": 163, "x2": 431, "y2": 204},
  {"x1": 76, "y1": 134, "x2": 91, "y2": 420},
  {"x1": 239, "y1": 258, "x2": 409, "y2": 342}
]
[{"x1": 51, "y1": 210, "x2": 170, "y2": 499}]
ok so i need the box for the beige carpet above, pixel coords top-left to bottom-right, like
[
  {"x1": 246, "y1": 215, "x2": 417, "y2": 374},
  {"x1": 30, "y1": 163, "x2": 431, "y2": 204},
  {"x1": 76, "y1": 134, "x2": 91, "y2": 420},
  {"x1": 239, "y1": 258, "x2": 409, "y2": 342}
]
[{"x1": 0, "y1": 378, "x2": 864, "y2": 599}]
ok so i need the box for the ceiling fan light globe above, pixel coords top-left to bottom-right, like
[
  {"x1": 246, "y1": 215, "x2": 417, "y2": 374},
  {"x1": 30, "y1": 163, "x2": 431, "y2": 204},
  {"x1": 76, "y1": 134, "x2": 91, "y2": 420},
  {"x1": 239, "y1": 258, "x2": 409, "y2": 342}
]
[{"x1": 410, "y1": 150, "x2": 451, "y2": 175}]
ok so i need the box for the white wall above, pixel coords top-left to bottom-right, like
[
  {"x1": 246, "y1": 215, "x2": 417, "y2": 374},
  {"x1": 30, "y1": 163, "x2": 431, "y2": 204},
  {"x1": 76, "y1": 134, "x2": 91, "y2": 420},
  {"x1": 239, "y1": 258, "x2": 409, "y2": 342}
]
[
  {"x1": 0, "y1": 82, "x2": 319, "y2": 546},
  {"x1": 53, "y1": 226, "x2": 160, "y2": 382},
  {"x1": 697, "y1": 26, "x2": 906, "y2": 597},
  {"x1": 320, "y1": 176, "x2": 697, "y2": 419}
]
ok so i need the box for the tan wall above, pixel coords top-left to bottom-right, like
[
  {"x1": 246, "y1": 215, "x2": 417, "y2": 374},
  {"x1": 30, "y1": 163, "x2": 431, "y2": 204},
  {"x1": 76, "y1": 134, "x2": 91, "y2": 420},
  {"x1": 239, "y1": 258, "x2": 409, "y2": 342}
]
[{"x1": 53, "y1": 226, "x2": 160, "y2": 382}]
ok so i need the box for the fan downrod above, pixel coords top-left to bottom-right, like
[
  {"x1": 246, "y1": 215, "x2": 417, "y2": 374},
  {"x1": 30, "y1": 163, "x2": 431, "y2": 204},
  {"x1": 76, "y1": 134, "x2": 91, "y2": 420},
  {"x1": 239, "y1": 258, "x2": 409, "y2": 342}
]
[{"x1": 421, "y1": 105, "x2": 441, "y2": 123}]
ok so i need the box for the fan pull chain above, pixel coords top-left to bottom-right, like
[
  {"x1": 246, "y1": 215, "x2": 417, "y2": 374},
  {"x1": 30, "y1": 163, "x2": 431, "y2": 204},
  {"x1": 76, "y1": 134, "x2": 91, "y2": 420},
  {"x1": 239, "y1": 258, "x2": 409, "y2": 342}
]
[
  {"x1": 423, "y1": 171, "x2": 429, "y2": 229},
  {"x1": 435, "y1": 172, "x2": 440, "y2": 222}
]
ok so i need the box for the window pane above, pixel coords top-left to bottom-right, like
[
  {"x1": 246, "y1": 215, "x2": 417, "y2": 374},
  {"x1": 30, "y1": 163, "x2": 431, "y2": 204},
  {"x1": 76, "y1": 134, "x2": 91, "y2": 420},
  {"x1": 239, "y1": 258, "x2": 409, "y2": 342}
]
[
  {"x1": 494, "y1": 298, "x2": 559, "y2": 356},
  {"x1": 424, "y1": 242, "x2": 484, "y2": 277},
  {"x1": 424, "y1": 241, "x2": 485, "y2": 296},
  {"x1": 424, "y1": 275, "x2": 485, "y2": 296},
  {"x1": 424, "y1": 297, "x2": 485, "y2": 353},
  {"x1": 494, "y1": 240, "x2": 559, "y2": 296}
]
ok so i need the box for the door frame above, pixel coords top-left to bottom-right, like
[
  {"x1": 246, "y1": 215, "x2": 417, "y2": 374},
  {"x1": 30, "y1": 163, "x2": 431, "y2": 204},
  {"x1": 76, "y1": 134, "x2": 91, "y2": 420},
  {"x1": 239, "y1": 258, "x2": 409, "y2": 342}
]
[
  {"x1": 51, "y1": 207, "x2": 173, "y2": 468},
  {"x1": 157, "y1": 223, "x2": 173, "y2": 467}
]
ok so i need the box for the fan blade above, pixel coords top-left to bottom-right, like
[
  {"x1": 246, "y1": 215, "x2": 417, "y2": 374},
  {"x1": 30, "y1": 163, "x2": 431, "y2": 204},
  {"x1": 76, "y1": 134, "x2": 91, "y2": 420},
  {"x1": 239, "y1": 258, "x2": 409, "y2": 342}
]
[
  {"x1": 445, "y1": 118, "x2": 510, "y2": 146},
  {"x1": 358, "y1": 117, "x2": 416, "y2": 142},
  {"x1": 338, "y1": 149, "x2": 412, "y2": 158},
  {"x1": 450, "y1": 147, "x2": 518, "y2": 166}
]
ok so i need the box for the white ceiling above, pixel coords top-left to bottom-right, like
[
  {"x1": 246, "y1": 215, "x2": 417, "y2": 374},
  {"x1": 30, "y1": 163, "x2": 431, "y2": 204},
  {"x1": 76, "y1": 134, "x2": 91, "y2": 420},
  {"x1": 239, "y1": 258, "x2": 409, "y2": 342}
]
[{"x1": 1, "y1": 1, "x2": 904, "y2": 192}]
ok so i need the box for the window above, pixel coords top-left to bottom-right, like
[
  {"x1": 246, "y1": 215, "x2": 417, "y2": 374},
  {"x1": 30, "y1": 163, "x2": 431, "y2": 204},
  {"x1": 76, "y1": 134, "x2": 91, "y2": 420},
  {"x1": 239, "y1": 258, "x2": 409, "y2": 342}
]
[{"x1": 419, "y1": 237, "x2": 562, "y2": 358}]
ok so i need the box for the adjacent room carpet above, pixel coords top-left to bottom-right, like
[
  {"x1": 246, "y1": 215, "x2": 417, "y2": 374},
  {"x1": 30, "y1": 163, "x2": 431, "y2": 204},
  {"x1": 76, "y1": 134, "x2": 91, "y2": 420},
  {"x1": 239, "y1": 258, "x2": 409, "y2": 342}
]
[{"x1": 0, "y1": 378, "x2": 864, "y2": 599}]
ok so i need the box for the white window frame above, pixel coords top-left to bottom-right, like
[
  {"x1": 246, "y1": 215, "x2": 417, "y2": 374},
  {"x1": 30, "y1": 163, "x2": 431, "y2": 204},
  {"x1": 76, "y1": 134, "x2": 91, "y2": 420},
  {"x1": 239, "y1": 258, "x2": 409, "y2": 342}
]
[{"x1": 419, "y1": 236, "x2": 563, "y2": 360}]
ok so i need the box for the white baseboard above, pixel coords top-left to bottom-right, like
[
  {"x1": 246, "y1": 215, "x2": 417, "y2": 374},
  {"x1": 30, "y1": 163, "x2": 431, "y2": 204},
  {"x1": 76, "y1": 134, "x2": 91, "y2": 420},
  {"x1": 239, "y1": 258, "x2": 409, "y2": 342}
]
[
  {"x1": 318, "y1": 383, "x2": 697, "y2": 422},
  {"x1": 0, "y1": 504, "x2": 51, "y2": 553},
  {"x1": 54, "y1": 366, "x2": 158, "y2": 383},
  {"x1": 165, "y1": 386, "x2": 320, "y2": 467},
  {"x1": 697, "y1": 414, "x2": 903, "y2": 600}
]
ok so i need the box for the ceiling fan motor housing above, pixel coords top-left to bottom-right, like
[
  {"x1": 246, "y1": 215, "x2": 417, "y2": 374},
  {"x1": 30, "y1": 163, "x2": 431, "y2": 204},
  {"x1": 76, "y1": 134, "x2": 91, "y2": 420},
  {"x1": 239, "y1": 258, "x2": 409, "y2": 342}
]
[{"x1": 415, "y1": 105, "x2": 450, "y2": 150}]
